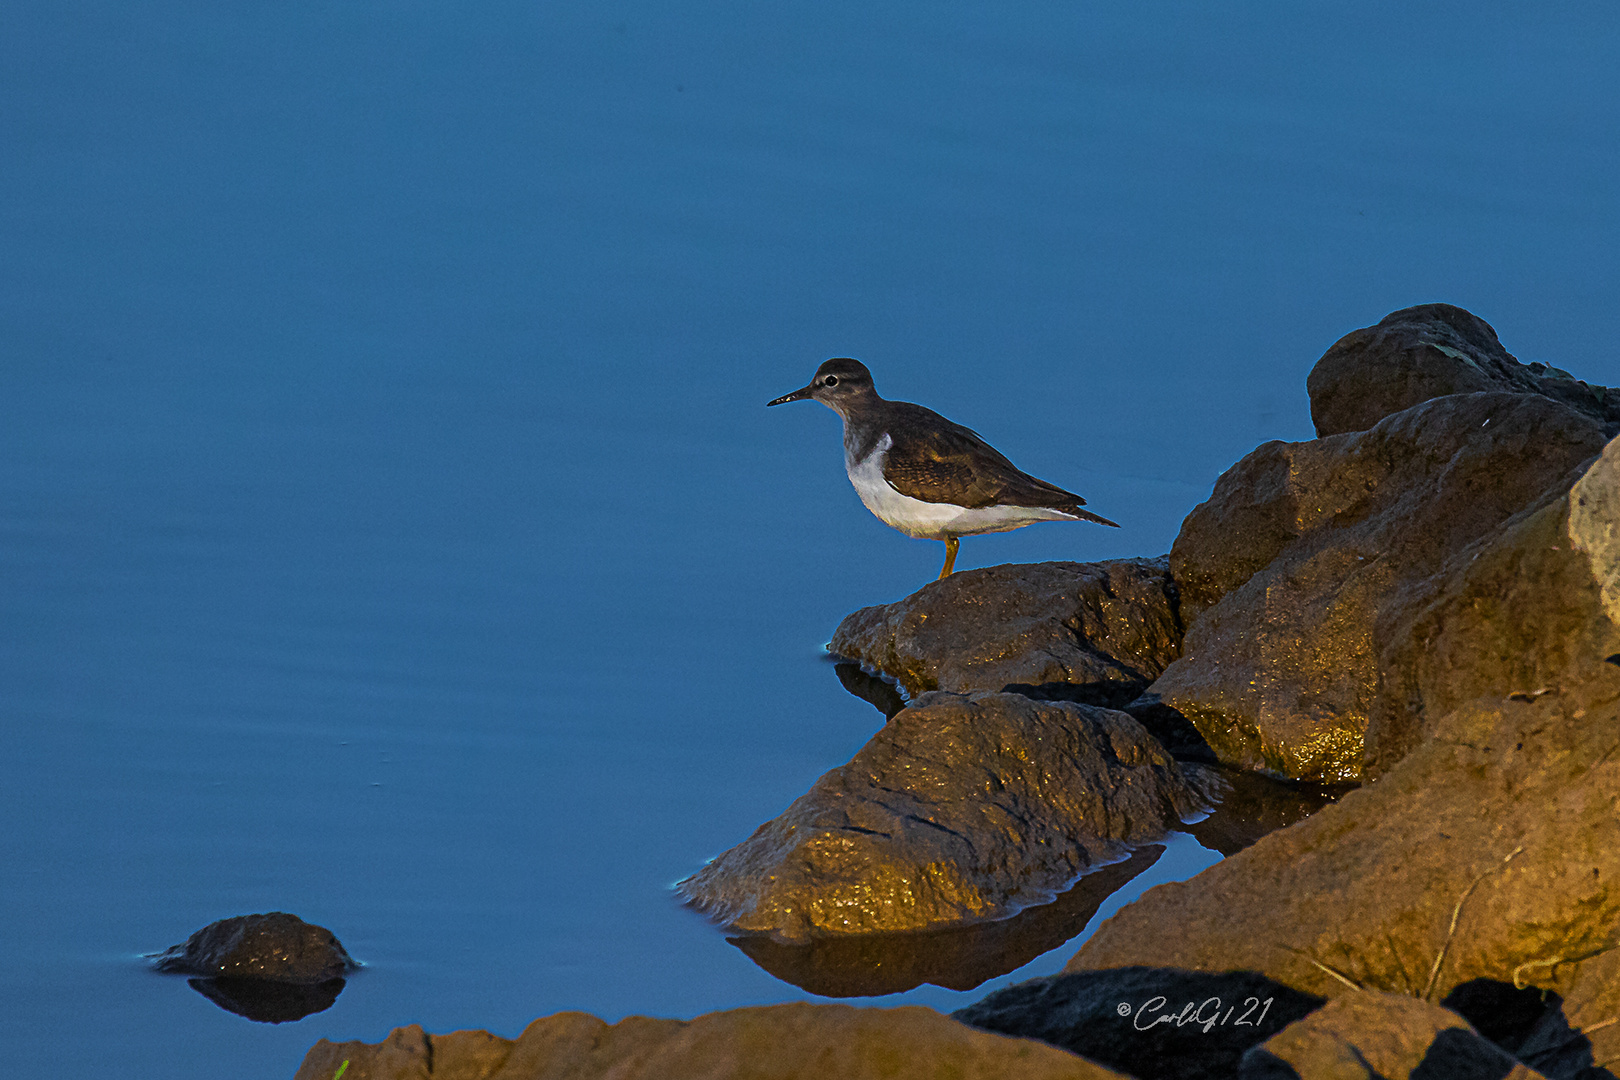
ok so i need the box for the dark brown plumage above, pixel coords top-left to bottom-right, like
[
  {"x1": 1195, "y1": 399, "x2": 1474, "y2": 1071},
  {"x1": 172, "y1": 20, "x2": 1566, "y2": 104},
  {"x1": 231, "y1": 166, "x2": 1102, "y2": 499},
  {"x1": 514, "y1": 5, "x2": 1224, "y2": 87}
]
[{"x1": 877, "y1": 401, "x2": 1119, "y2": 524}]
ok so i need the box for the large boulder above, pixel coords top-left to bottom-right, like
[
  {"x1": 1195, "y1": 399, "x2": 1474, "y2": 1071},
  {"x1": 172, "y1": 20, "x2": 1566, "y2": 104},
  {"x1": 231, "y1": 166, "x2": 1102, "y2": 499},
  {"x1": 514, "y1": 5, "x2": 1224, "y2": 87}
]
[
  {"x1": 678, "y1": 691, "x2": 1211, "y2": 940},
  {"x1": 828, "y1": 558, "x2": 1182, "y2": 708},
  {"x1": 1368, "y1": 431, "x2": 1620, "y2": 775},
  {"x1": 1064, "y1": 675, "x2": 1620, "y2": 1074},
  {"x1": 1239, "y1": 991, "x2": 1544, "y2": 1079},
  {"x1": 1158, "y1": 392, "x2": 1609, "y2": 781},
  {"x1": 1306, "y1": 303, "x2": 1619, "y2": 438},
  {"x1": 293, "y1": 1003, "x2": 1129, "y2": 1080}
]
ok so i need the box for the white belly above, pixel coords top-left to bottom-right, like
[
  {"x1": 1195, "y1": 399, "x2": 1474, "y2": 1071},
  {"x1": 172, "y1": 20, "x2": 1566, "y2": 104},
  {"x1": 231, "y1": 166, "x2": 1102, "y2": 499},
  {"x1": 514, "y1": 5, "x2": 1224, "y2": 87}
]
[{"x1": 845, "y1": 433, "x2": 1078, "y2": 540}]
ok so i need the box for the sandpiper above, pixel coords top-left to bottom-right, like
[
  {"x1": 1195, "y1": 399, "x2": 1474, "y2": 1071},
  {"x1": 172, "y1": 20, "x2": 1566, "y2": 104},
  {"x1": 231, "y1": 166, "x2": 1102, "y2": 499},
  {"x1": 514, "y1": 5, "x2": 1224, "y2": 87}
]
[{"x1": 767, "y1": 358, "x2": 1119, "y2": 580}]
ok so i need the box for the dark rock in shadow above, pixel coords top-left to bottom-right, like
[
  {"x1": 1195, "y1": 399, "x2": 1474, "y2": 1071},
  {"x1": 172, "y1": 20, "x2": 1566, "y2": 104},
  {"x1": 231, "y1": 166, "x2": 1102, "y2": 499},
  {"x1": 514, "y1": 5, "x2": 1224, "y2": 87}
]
[
  {"x1": 1238, "y1": 989, "x2": 1552, "y2": 1080},
  {"x1": 1184, "y1": 767, "x2": 1347, "y2": 857},
  {"x1": 832, "y1": 661, "x2": 908, "y2": 720},
  {"x1": 955, "y1": 966, "x2": 1324, "y2": 1080},
  {"x1": 729, "y1": 844, "x2": 1164, "y2": 997},
  {"x1": 153, "y1": 912, "x2": 356, "y2": 983},
  {"x1": 1121, "y1": 692, "x2": 1218, "y2": 762},
  {"x1": 1307, "y1": 303, "x2": 1620, "y2": 439},
  {"x1": 1443, "y1": 978, "x2": 1618, "y2": 1080},
  {"x1": 187, "y1": 976, "x2": 346, "y2": 1024}
]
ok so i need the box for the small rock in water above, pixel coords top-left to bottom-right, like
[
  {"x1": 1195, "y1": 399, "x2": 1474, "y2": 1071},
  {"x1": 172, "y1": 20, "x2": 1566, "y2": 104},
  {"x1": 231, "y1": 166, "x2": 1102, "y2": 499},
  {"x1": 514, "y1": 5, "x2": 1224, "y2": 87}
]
[{"x1": 153, "y1": 912, "x2": 355, "y2": 984}]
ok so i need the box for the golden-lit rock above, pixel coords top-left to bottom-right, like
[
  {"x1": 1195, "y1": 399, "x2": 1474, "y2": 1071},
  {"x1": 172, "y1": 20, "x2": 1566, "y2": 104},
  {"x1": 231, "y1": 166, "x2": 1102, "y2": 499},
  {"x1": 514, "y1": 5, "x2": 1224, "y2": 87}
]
[
  {"x1": 1159, "y1": 391, "x2": 1609, "y2": 782},
  {"x1": 677, "y1": 691, "x2": 1212, "y2": 940},
  {"x1": 1368, "y1": 434, "x2": 1620, "y2": 775},
  {"x1": 1066, "y1": 674, "x2": 1620, "y2": 1076},
  {"x1": 293, "y1": 1002, "x2": 1129, "y2": 1080}
]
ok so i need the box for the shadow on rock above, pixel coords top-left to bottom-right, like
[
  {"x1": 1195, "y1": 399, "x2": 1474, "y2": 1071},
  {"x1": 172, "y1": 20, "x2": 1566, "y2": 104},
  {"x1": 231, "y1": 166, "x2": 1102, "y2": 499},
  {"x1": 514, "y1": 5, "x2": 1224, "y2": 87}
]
[
  {"x1": 186, "y1": 976, "x2": 346, "y2": 1023},
  {"x1": 730, "y1": 845, "x2": 1164, "y2": 997},
  {"x1": 955, "y1": 966, "x2": 1324, "y2": 1080},
  {"x1": 832, "y1": 661, "x2": 908, "y2": 720},
  {"x1": 1443, "y1": 979, "x2": 1618, "y2": 1080}
]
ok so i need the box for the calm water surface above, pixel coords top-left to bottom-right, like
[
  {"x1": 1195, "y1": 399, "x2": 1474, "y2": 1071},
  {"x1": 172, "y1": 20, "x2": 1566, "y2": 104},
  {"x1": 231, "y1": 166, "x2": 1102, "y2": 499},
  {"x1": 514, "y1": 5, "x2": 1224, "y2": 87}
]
[{"x1": 3, "y1": 2, "x2": 1617, "y2": 1076}]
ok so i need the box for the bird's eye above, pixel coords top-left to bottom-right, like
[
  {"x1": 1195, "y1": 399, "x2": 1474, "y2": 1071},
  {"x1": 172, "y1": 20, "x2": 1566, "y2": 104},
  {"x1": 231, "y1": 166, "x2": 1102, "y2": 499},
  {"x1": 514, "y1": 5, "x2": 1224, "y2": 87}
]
[{"x1": 823, "y1": 375, "x2": 840, "y2": 387}]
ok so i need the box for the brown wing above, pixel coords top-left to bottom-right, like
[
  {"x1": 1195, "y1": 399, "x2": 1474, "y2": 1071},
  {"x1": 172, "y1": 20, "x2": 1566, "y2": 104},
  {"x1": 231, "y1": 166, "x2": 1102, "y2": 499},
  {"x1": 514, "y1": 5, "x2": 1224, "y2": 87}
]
[{"x1": 879, "y1": 402, "x2": 1090, "y2": 511}]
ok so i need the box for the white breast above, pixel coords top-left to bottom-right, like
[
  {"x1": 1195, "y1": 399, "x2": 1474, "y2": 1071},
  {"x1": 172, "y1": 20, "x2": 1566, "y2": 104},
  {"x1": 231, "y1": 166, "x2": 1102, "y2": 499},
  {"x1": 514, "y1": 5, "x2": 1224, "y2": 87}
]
[{"x1": 844, "y1": 432, "x2": 1079, "y2": 540}]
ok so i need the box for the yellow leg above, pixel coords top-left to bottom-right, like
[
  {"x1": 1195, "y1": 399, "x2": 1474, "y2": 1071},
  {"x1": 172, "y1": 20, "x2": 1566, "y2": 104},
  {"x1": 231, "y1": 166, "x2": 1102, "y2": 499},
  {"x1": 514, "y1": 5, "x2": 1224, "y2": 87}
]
[{"x1": 938, "y1": 537, "x2": 959, "y2": 580}]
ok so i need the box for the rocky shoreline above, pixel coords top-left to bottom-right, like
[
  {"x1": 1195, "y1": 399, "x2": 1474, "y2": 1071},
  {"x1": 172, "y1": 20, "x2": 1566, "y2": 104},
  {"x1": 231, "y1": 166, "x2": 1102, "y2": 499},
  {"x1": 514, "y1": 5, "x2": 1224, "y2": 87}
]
[{"x1": 295, "y1": 304, "x2": 1620, "y2": 1079}]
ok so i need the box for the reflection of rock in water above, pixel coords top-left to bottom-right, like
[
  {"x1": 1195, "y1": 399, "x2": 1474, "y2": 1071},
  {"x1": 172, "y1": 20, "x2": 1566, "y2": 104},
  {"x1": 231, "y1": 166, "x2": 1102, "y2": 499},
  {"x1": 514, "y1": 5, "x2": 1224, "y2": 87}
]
[
  {"x1": 187, "y1": 976, "x2": 345, "y2": 1023},
  {"x1": 1184, "y1": 766, "x2": 1345, "y2": 856},
  {"x1": 832, "y1": 661, "x2": 907, "y2": 719},
  {"x1": 729, "y1": 845, "x2": 1162, "y2": 997}
]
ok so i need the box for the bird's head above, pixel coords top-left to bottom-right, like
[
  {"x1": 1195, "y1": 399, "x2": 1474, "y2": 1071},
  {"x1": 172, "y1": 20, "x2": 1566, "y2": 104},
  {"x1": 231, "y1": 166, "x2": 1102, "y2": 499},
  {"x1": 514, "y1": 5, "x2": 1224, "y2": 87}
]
[{"x1": 766, "y1": 358, "x2": 877, "y2": 416}]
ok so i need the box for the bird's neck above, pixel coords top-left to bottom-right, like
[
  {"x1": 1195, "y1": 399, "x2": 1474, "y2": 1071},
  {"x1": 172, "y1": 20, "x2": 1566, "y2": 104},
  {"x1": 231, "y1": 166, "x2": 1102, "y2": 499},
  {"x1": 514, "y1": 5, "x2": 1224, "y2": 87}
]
[{"x1": 839, "y1": 401, "x2": 888, "y2": 465}]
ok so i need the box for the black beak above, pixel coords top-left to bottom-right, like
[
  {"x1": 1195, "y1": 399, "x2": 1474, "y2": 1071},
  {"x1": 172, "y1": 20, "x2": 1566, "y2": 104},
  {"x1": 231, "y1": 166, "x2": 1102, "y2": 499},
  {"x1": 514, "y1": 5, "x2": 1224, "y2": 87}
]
[{"x1": 766, "y1": 384, "x2": 816, "y2": 407}]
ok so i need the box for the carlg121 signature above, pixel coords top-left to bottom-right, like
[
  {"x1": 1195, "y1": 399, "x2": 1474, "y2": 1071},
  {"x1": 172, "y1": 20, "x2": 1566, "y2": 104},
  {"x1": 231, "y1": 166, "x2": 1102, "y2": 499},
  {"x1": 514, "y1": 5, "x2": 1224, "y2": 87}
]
[{"x1": 1117, "y1": 995, "x2": 1275, "y2": 1033}]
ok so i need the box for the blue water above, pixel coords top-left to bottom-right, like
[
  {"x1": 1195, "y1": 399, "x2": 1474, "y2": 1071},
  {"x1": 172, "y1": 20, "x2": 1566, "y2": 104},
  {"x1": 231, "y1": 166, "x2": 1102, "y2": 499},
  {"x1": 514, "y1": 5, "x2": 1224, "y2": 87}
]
[{"x1": 3, "y1": 2, "x2": 1617, "y2": 1076}]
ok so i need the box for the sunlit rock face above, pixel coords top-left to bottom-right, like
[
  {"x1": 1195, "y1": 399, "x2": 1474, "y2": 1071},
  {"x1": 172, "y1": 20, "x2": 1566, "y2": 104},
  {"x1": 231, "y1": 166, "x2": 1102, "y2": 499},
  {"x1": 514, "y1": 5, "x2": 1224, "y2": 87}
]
[
  {"x1": 677, "y1": 691, "x2": 1213, "y2": 941},
  {"x1": 294, "y1": 1002, "x2": 1131, "y2": 1080},
  {"x1": 828, "y1": 558, "x2": 1183, "y2": 707},
  {"x1": 1306, "y1": 302, "x2": 1620, "y2": 438},
  {"x1": 1368, "y1": 434, "x2": 1620, "y2": 775},
  {"x1": 1066, "y1": 676, "x2": 1620, "y2": 1073},
  {"x1": 1157, "y1": 390, "x2": 1610, "y2": 782}
]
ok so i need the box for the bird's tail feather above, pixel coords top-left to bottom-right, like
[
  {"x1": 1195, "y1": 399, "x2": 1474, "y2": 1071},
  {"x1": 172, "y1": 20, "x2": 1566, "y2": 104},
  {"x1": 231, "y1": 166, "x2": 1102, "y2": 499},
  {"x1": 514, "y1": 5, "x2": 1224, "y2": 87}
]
[{"x1": 1069, "y1": 506, "x2": 1121, "y2": 528}]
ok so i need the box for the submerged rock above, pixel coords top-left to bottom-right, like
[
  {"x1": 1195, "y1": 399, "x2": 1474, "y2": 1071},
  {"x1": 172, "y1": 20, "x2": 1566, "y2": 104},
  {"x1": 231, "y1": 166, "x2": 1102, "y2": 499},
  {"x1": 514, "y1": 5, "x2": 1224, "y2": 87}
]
[
  {"x1": 1239, "y1": 991, "x2": 1543, "y2": 1080},
  {"x1": 1306, "y1": 302, "x2": 1619, "y2": 438},
  {"x1": 293, "y1": 1003, "x2": 1130, "y2": 1080},
  {"x1": 955, "y1": 967, "x2": 1325, "y2": 1080},
  {"x1": 1158, "y1": 391, "x2": 1609, "y2": 781},
  {"x1": 678, "y1": 691, "x2": 1211, "y2": 940},
  {"x1": 152, "y1": 912, "x2": 354, "y2": 984},
  {"x1": 829, "y1": 558, "x2": 1182, "y2": 708}
]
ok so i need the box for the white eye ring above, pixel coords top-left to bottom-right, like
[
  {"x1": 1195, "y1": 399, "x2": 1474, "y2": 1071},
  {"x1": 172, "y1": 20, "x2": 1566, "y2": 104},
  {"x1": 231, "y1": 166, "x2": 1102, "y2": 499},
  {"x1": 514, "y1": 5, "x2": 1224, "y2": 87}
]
[{"x1": 823, "y1": 375, "x2": 840, "y2": 387}]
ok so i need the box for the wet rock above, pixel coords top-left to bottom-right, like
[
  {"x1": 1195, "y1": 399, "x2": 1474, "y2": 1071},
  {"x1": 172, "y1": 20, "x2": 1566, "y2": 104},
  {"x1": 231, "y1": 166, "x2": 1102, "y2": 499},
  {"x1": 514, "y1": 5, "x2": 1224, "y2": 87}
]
[
  {"x1": 1306, "y1": 303, "x2": 1619, "y2": 438},
  {"x1": 293, "y1": 1003, "x2": 1130, "y2": 1080},
  {"x1": 1239, "y1": 991, "x2": 1543, "y2": 1080},
  {"x1": 828, "y1": 558, "x2": 1182, "y2": 709},
  {"x1": 1158, "y1": 391, "x2": 1609, "y2": 781},
  {"x1": 678, "y1": 691, "x2": 1212, "y2": 940},
  {"x1": 728, "y1": 845, "x2": 1164, "y2": 997},
  {"x1": 954, "y1": 967, "x2": 1324, "y2": 1080},
  {"x1": 1067, "y1": 674, "x2": 1620, "y2": 1074},
  {"x1": 152, "y1": 912, "x2": 354, "y2": 983}
]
